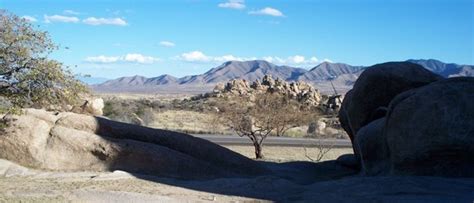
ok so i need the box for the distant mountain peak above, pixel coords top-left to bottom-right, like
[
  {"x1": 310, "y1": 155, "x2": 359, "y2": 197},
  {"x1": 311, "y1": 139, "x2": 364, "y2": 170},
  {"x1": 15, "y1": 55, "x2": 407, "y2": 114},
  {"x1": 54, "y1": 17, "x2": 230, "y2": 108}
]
[
  {"x1": 302, "y1": 62, "x2": 365, "y2": 81},
  {"x1": 407, "y1": 59, "x2": 473, "y2": 77},
  {"x1": 93, "y1": 59, "x2": 473, "y2": 94}
]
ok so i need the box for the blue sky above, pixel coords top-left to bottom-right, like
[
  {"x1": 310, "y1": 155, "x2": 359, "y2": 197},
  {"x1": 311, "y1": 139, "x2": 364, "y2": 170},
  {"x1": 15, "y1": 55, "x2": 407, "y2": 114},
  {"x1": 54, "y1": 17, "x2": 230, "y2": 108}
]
[{"x1": 1, "y1": 0, "x2": 473, "y2": 79}]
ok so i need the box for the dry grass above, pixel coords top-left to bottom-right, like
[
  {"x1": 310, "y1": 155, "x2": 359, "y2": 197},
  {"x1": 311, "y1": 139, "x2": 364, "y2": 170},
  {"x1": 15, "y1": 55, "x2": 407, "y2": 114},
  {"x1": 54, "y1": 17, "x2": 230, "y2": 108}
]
[
  {"x1": 224, "y1": 145, "x2": 353, "y2": 162},
  {"x1": 96, "y1": 93, "x2": 190, "y2": 101},
  {"x1": 149, "y1": 110, "x2": 229, "y2": 134}
]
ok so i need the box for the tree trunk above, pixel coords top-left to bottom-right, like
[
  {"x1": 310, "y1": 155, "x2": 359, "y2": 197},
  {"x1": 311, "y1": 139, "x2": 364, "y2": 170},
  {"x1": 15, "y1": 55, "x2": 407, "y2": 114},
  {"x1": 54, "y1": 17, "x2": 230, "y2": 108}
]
[{"x1": 254, "y1": 142, "x2": 264, "y2": 159}]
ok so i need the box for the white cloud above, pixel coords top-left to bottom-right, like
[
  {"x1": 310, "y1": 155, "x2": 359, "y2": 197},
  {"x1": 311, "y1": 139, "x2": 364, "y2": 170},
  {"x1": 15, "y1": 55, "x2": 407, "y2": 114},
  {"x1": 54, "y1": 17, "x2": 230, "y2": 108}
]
[
  {"x1": 310, "y1": 57, "x2": 319, "y2": 63},
  {"x1": 288, "y1": 55, "x2": 305, "y2": 64},
  {"x1": 176, "y1": 52, "x2": 324, "y2": 66},
  {"x1": 249, "y1": 7, "x2": 284, "y2": 17},
  {"x1": 63, "y1": 10, "x2": 80, "y2": 15},
  {"x1": 180, "y1": 51, "x2": 210, "y2": 62},
  {"x1": 214, "y1": 55, "x2": 244, "y2": 62},
  {"x1": 177, "y1": 51, "x2": 254, "y2": 63},
  {"x1": 84, "y1": 55, "x2": 120, "y2": 63},
  {"x1": 84, "y1": 54, "x2": 159, "y2": 64},
  {"x1": 323, "y1": 58, "x2": 333, "y2": 63},
  {"x1": 218, "y1": 0, "x2": 245, "y2": 10},
  {"x1": 159, "y1": 41, "x2": 175, "y2": 47},
  {"x1": 44, "y1": 15, "x2": 79, "y2": 23},
  {"x1": 21, "y1": 16, "x2": 37, "y2": 22},
  {"x1": 83, "y1": 17, "x2": 127, "y2": 26},
  {"x1": 262, "y1": 56, "x2": 285, "y2": 64},
  {"x1": 123, "y1": 53, "x2": 158, "y2": 64},
  {"x1": 262, "y1": 55, "x2": 321, "y2": 66}
]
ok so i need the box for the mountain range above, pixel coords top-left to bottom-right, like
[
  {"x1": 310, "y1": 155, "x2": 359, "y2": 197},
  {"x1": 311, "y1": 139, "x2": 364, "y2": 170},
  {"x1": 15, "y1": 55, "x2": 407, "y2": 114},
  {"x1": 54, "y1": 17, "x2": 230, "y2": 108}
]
[{"x1": 92, "y1": 59, "x2": 474, "y2": 94}]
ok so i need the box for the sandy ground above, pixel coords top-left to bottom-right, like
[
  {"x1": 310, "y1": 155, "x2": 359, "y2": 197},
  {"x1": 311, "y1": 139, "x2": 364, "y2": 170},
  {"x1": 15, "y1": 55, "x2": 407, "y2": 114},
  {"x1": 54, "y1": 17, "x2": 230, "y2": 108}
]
[
  {"x1": 1, "y1": 158, "x2": 474, "y2": 202},
  {"x1": 224, "y1": 145, "x2": 352, "y2": 162},
  {"x1": 0, "y1": 159, "x2": 265, "y2": 202},
  {"x1": 1, "y1": 147, "x2": 473, "y2": 202},
  {"x1": 0, "y1": 146, "x2": 351, "y2": 202}
]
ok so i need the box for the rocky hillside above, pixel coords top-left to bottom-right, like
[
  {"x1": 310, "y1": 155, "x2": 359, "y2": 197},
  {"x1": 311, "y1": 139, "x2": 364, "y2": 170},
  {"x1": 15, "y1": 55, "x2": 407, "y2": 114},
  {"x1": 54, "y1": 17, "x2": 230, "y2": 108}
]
[
  {"x1": 297, "y1": 62, "x2": 365, "y2": 82},
  {"x1": 407, "y1": 59, "x2": 474, "y2": 77},
  {"x1": 179, "y1": 60, "x2": 307, "y2": 85}
]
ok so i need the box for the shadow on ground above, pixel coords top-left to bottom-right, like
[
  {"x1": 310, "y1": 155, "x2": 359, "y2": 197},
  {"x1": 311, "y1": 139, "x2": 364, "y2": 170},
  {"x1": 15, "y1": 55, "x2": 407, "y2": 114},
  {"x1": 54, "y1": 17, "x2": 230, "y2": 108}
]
[{"x1": 89, "y1": 117, "x2": 474, "y2": 202}]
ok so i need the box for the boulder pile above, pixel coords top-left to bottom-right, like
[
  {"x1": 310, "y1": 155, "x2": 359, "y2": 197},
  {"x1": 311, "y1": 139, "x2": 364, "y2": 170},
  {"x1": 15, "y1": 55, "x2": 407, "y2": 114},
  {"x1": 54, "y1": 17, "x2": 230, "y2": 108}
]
[
  {"x1": 339, "y1": 62, "x2": 474, "y2": 177},
  {"x1": 210, "y1": 75, "x2": 323, "y2": 106},
  {"x1": 0, "y1": 109, "x2": 267, "y2": 179}
]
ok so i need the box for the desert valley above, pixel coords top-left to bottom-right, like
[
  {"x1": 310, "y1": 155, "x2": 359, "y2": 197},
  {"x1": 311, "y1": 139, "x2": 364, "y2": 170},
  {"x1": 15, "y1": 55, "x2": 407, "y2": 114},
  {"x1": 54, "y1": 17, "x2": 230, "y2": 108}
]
[{"x1": 1, "y1": 1, "x2": 473, "y2": 202}]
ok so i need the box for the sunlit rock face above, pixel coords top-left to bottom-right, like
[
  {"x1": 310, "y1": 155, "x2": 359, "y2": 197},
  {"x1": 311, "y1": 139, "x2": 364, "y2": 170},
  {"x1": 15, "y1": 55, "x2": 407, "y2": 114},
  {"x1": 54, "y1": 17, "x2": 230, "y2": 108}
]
[
  {"x1": 0, "y1": 109, "x2": 268, "y2": 179},
  {"x1": 211, "y1": 75, "x2": 322, "y2": 106}
]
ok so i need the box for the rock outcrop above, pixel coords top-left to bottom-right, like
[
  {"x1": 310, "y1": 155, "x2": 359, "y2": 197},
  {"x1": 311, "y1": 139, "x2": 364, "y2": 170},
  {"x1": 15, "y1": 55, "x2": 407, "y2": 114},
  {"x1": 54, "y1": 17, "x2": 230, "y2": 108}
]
[
  {"x1": 385, "y1": 77, "x2": 474, "y2": 177},
  {"x1": 0, "y1": 109, "x2": 267, "y2": 179},
  {"x1": 339, "y1": 62, "x2": 474, "y2": 177},
  {"x1": 209, "y1": 75, "x2": 322, "y2": 107},
  {"x1": 339, "y1": 62, "x2": 442, "y2": 149}
]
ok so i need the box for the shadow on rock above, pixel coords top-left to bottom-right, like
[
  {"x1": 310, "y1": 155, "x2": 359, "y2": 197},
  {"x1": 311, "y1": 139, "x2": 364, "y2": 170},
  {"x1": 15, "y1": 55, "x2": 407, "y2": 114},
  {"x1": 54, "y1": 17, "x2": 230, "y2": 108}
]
[{"x1": 0, "y1": 108, "x2": 358, "y2": 201}]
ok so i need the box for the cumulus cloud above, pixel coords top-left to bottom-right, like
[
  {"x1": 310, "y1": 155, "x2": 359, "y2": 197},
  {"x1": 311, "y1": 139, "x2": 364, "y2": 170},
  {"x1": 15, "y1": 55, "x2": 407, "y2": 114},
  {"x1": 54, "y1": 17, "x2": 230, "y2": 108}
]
[
  {"x1": 21, "y1": 16, "x2": 37, "y2": 22},
  {"x1": 218, "y1": 0, "x2": 245, "y2": 10},
  {"x1": 262, "y1": 56, "x2": 285, "y2": 64},
  {"x1": 214, "y1": 55, "x2": 244, "y2": 62},
  {"x1": 63, "y1": 10, "x2": 80, "y2": 15},
  {"x1": 180, "y1": 51, "x2": 210, "y2": 62},
  {"x1": 44, "y1": 15, "x2": 79, "y2": 23},
  {"x1": 176, "y1": 51, "x2": 321, "y2": 66},
  {"x1": 123, "y1": 53, "x2": 158, "y2": 64},
  {"x1": 177, "y1": 51, "x2": 256, "y2": 63},
  {"x1": 249, "y1": 7, "x2": 284, "y2": 17},
  {"x1": 262, "y1": 55, "x2": 322, "y2": 66},
  {"x1": 310, "y1": 57, "x2": 319, "y2": 63},
  {"x1": 84, "y1": 55, "x2": 120, "y2": 63},
  {"x1": 83, "y1": 17, "x2": 127, "y2": 26},
  {"x1": 159, "y1": 41, "x2": 175, "y2": 47},
  {"x1": 84, "y1": 54, "x2": 159, "y2": 64},
  {"x1": 288, "y1": 55, "x2": 305, "y2": 64}
]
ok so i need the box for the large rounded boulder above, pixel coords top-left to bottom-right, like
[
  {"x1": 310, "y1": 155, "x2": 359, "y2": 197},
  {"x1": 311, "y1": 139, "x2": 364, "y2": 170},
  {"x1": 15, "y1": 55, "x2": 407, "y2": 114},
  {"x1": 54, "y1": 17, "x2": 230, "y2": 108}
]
[
  {"x1": 385, "y1": 77, "x2": 474, "y2": 177},
  {"x1": 339, "y1": 62, "x2": 442, "y2": 151},
  {"x1": 0, "y1": 109, "x2": 268, "y2": 179}
]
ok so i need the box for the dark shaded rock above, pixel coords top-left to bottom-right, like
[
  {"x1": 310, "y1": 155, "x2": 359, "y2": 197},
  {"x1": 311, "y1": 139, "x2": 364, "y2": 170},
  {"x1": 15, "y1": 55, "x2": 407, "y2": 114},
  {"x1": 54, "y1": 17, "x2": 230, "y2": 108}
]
[
  {"x1": 336, "y1": 154, "x2": 360, "y2": 170},
  {"x1": 354, "y1": 118, "x2": 389, "y2": 175},
  {"x1": 338, "y1": 62, "x2": 442, "y2": 155},
  {"x1": 385, "y1": 77, "x2": 474, "y2": 177}
]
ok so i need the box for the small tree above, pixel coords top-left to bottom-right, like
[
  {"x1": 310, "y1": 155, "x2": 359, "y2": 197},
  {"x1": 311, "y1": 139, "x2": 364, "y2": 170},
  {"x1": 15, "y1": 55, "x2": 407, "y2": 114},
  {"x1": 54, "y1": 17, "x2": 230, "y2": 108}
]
[
  {"x1": 218, "y1": 94, "x2": 279, "y2": 159},
  {"x1": 217, "y1": 93, "x2": 321, "y2": 159},
  {"x1": 0, "y1": 10, "x2": 88, "y2": 111}
]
